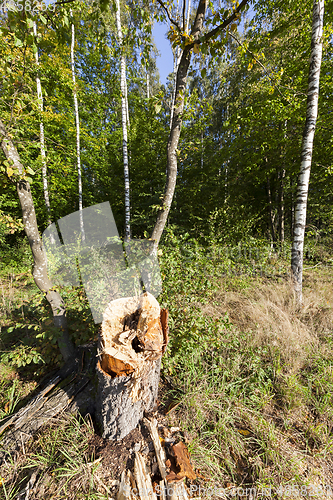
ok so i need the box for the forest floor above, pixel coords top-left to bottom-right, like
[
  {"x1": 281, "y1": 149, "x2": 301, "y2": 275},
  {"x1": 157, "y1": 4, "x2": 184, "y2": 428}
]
[{"x1": 1, "y1": 237, "x2": 333, "y2": 499}]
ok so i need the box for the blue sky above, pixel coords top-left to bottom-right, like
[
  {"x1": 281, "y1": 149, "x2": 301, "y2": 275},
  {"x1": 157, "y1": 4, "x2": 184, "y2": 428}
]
[
  {"x1": 151, "y1": 5, "x2": 255, "y2": 87},
  {"x1": 152, "y1": 22, "x2": 174, "y2": 86}
]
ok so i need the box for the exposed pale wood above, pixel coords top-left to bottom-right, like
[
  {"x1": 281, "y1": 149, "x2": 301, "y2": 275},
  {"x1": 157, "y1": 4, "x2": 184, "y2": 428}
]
[
  {"x1": 159, "y1": 480, "x2": 167, "y2": 500},
  {"x1": 134, "y1": 452, "x2": 157, "y2": 500},
  {"x1": 167, "y1": 482, "x2": 189, "y2": 500},
  {"x1": 143, "y1": 418, "x2": 167, "y2": 480},
  {"x1": 117, "y1": 470, "x2": 132, "y2": 500},
  {"x1": 100, "y1": 293, "x2": 163, "y2": 382}
]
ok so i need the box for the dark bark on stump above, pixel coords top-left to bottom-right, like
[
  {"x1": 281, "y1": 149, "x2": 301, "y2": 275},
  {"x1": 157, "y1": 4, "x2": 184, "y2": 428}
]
[{"x1": 96, "y1": 358, "x2": 161, "y2": 441}]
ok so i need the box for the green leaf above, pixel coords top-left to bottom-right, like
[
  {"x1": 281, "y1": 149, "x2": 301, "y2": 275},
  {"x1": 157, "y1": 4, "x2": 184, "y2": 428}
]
[
  {"x1": 201, "y1": 43, "x2": 208, "y2": 54},
  {"x1": 14, "y1": 36, "x2": 23, "y2": 48},
  {"x1": 201, "y1": 68, "x2": 207, "y2": 78},
  {"x1": 26, "y1": 166, "x2": 35, "y2": 175},
  {"x1": 27, "y1": 18, "x2": 34, "y2": 28},
  {"x1": 40, "y1": 14, "x2": 47, "y2": 25}
]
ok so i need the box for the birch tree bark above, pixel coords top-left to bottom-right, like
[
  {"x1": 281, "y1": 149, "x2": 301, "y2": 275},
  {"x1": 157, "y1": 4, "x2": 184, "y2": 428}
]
[
  {"x1": 70, "y1": 10, "x2": 84, "y2": 238},
  {"x1": 266, "y1": 176, "x2": 276, "y2": 245},
  {"x1": 146, "y1": 71, "x2": 150, "y2": 99},
  {"x1": 279, "y1": 168, "x2": 285, "y2": 244},
  {"x1": 151, "y1": 0, "x2": 249, "y2": 248},
  {"x1": 290, "y1": 176, "x2": 294, "y2": 239},
  {"x1": 33, "y1": 21, "x2": 51, "y2": 224},
  {"x1": 0, "y1": 120, "x2": 75, "y2": 363},
  {"x1": 115, "y1": 0, "x2": 131, "y2": 240},
  {"x1": 291, "y1": 0, "x2": 324, "y2": 305}
]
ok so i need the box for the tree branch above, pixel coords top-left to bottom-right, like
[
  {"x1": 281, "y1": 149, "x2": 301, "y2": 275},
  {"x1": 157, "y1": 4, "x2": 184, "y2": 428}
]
[
  {"x1": 228, "y1": 31, "x2": 290, "y2": 103},
  {"x1": 190, "y1": 0, "x2": 249, "y2": 45},
  {"x1": 189, "y1": 0, "x2": 207, "y2": 41},
  {"x1": 155, "y1": 0, "x2": 182, "y2": 32},
  {"x1": 54, "y1": 0, "x2": 75, "y2": 5},
  {"x1": 182, "y1": 0, "x2": 186, "y2": 31}
]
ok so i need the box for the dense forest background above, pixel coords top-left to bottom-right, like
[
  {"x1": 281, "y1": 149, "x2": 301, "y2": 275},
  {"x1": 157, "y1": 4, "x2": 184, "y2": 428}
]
[{"x1": 1, "y1": 0, "x2": 332, "y2": 258}]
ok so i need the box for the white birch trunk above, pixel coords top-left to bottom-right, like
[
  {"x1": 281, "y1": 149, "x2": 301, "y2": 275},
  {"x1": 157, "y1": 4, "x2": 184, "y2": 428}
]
[
  {"x1": 116, "y1": 0, "x2": 130, "y2": 239},
  {"x1": 291, "y1": 0, "x2": 324, "y2": 305},
  {"x1": 70, "y1": 11, "x2": 84, "y2": 239},
  {"x1": 186, "y1": 0, "x2": 192, "y2": 32},
  {"x1": 33, "y1": 21, "x2": 51, "y2": 223},
  {"x1": 146, "y1": 71, "x2": 150, "y2": 99}
]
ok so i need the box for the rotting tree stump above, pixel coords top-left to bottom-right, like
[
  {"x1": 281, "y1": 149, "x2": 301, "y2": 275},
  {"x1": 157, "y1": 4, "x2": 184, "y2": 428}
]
[{"x1": 96, "y1": 292, "x2": 168, "y2": 441}]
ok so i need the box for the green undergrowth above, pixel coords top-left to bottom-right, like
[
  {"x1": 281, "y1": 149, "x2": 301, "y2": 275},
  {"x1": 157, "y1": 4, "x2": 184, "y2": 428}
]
[
  {"x1": 0, "y1": 231, "x2": 333, "y2": 496},
  {"x1": 157, "y1": 231, "x2": 333, "y2": 494}
]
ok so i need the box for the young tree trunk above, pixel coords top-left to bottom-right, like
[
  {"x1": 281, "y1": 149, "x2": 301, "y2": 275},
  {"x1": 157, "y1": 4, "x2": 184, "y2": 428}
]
[
  {"x1": 33, "y1": 21, "x2": 51, "y2": 224},
  {"x1": 169, "y1": 45, "x2": 182, "y2": 130},
  {"x1": 0, "y1": 120, "x2": 76, "y2": 363},
  {"x1": 169, "y1": 0, "x2": 191, "y2": 131},
  {"x1": 186, "y1": 0, "x2": 192, "y2": 32},
  {"x1": 70, "y1": 11, "x2": 84, "y2": 238},
  {"x1": 151, "y1": 0, "x2": 249, "y2": 248},
  {"x1": 291, "y1": 0, "x2": 324, "y2": 306},
  {"x1": 115, "y1": 0, "x2": 131, "y2": 240}
]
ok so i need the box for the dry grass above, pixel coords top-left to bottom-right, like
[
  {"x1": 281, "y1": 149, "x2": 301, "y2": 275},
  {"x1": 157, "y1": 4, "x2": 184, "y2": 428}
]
[{"x1": 202, "y1": 268, "x2": 333, "y2": 372}]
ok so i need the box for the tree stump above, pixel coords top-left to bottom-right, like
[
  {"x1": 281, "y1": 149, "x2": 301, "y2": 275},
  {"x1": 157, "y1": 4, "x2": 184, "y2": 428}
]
[{"x1": 96, "y1": 292, "x2": 168, "y2": 441}]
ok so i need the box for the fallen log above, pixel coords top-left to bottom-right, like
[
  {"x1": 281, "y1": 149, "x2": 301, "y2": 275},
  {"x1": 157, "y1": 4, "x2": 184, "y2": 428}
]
[
  {"x1": 96, "y1": 292, "x2": 168, "y2": 441},
  {"x1": 0, "y1": 344, "x2": 97, "y2": 464}
]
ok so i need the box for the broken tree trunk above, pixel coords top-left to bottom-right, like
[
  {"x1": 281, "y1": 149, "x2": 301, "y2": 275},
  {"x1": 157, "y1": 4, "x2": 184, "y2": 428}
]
[
  {"x1": 96, "y1": 292, "x2": 168, "y2": 441},
  {"x1": 0, "y1": 344, "x2": 97, "y2": 464}
]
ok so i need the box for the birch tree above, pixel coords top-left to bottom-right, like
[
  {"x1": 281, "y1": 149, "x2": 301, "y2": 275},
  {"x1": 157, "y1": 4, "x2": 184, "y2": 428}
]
[
  {"x1": 70, "y1": 10, "x2": 84, "y2": 238},
  {"x1": 115, "y1": 0, "x2": 131, "y2": 239},
  {"x1": 291, "y1": 0, "x2": 325, "y2": 306},
  {"x1": 33, "y1": 21, "x2": 51, "y2": 224}
]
